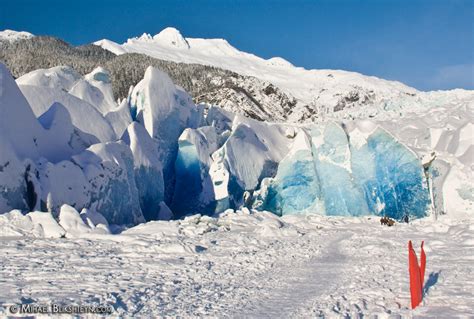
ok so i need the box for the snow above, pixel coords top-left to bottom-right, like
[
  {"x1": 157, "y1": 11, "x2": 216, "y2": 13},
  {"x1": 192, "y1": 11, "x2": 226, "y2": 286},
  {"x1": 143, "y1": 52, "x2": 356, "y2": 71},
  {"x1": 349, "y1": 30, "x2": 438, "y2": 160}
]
[
  {"x1": 105, "y1": 98, "x2": 133, "y2": 137},
  {"x1": 0, "y1": 29, "x2": 33, "y2": 42},
  {"x1": 0, "y1": 210, "x2": 472, "y2": 317},
  {"x1": 18, "y1": 85, "x2": 116, "y2": 143},
  {"x1": 69, "y1": 67, "x2": 117, "y2": 115},
  {"x1": 93, "y1": 39, "x2": 127, "y2": 55},
  {"x1": 93, "y1": 27, "x2": 422, "y2": 121},
  {"x1": 16, "y1": 66, "x2": 82, "y2": 91},
  {"x1": 151, "y1": 27, "x2": 190, "y2": 49},
  {"x1": 58, "y1": 204, "x2": 92, "y2": 237}
]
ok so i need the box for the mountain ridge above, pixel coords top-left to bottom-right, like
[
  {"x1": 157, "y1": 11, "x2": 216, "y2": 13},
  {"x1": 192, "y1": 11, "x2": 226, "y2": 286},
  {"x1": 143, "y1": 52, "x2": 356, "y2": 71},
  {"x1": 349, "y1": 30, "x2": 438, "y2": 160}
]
[{"x1": 1, "y1": 29, "x2": 473, "y2": 124}]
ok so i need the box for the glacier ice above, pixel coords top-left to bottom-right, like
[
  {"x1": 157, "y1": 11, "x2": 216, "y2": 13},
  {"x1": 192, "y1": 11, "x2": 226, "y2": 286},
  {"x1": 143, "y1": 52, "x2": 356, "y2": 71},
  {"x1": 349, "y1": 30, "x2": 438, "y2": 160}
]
[
  {"x1": 171, "y1": 127, "x2": 220, "y2": 217},
  {"x1": 1, "y1": 61, "x2": 469, "y2": 226},
  {"x1": 253, "y1": 130, "x2": 324, "y2": 215},
  {"x1": 355, "y1": 127, "x2": 430, "y2": 219},
  {"x1": 254, "y1": 122, "x2": 431, "y2": 219},
  {"x1": 122, "y1": 122, "x2": 165, "y2": 221},
  {"x1": 0, "y1": 133, "x2": 28, "y2": 213},
  {"x1": 69, "y1": 67, "x2": 117, "y2": 115},
  {"x1": 35, "y1": 158, "x2": 91, "y2": 214},
  {"x1": 72, "y1": 142, "x2": 145, "y2": 225},
  {"x1": 129, "y1": 66, "x2": 202, "y2": 202},
  {"x1": 105, "y1": 98, "x2": 133, "y2": 138},
  {"x1": 16, "y1": 65, "x2": 82, "y2": 92}
]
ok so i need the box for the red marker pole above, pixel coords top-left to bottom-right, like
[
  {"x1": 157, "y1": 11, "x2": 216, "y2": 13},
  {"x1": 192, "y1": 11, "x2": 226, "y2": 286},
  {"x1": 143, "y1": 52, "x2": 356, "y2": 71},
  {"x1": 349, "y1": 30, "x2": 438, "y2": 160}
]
[
  {"x1": 408, "y1": 240, "x2": 423, "y2": 309},
  {"x1": 420, "y1": 241, "x2": 426, "y2": 292}
]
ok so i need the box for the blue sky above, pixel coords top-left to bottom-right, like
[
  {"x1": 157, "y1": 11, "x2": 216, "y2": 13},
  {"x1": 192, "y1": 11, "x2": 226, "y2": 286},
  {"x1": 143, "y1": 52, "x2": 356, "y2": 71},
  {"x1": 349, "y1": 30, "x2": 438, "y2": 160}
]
[{"x1": 1, "y1": 0, "x2": 473, "y2": 90}]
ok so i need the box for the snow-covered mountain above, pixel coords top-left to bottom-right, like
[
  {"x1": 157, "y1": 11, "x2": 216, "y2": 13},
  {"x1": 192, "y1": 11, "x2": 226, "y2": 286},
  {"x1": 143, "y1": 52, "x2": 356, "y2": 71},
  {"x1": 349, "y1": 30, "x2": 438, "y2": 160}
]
[
  {"x1": 3, "y1": 29, "x2": 473, "y2": 124},
  {"x1": 93, "y1": 27, "x2": 474, "y2": 123}
]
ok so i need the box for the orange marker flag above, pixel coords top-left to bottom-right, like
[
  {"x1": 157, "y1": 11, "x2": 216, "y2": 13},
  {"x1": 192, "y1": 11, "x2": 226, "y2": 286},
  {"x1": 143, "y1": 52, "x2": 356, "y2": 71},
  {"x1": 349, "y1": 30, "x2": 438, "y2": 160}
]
[
  {"x1": 420, "y1": 241, "x2": 426, "y2": 291},
  {"x1": 408, "y1": 240, "x2": 423, "y2": 309}
]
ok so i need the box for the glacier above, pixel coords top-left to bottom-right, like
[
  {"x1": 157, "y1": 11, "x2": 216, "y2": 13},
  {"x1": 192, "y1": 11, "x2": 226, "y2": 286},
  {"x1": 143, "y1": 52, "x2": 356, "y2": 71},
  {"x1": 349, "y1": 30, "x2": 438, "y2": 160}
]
[
  {"x1": 0, "y1": 61, "x2": 471, "y2": 226},
  {"x1": 253, "y1": 123, "x2": 431, "y2": 219}
]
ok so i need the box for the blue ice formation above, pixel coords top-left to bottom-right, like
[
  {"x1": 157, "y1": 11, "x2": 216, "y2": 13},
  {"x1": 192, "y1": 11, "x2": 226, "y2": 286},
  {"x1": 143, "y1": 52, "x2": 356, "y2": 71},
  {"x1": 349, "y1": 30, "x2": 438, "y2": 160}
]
[
  {"x1": 128, "y1": 67, "x2": 202, "y2": 203},
  {"x1": 252, "y1": 131, "x2": 323, "y2": 215},
  {"x1": 255, "y1": 123, "x2": 431, "y2": 219},
  {"x1": 72, "y1": 142, "x2": 145, "y2": 225},
  {"x1": 171, "y1": 127, "x2": 220, "y2": 217},
  {"x1": 122, "y1": 122, "x2": 165, "y2": 221},
  {"x1": 352, "y1": 127, "x2": 431, "y2": 219}
]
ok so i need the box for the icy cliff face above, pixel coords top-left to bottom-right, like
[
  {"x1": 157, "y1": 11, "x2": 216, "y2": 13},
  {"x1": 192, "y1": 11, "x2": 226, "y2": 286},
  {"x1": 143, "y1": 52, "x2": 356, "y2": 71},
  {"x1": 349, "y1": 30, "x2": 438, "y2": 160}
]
[
  {"x1": 0, "y1": 62, "x2": 471, "y2": 224},
  {"x1": 129, "y1": 66, "x2": 202, "y2": 202},
  {"x1": 170, "y1": 127, "x2": 220, "y2": 217},
  {"x1": 72, "y1": 142, "x2": 144, "y2": 225},
  {"x1": 254, "y1": 123, "x2": 431, "y2": 219},
  {"x1": 0, "y1": 63, "x2": 145, "y2": 225},
  {"x1": 122, "y1": 122, "x2": 166, "y2": 221}
]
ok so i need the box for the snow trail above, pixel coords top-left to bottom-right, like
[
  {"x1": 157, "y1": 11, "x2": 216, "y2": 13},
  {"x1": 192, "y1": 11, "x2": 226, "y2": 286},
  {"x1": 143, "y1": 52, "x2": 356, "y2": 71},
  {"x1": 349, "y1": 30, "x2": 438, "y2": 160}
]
[{"x1": 240, "y1": 234, "x2": 349, "y2": 318}]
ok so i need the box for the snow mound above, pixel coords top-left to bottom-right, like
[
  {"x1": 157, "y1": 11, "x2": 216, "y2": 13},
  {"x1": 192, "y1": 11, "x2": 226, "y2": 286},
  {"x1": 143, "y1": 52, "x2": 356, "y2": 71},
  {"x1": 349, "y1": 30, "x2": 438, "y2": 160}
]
[{"x1": 16, "y1": 66, "x2": 82, "y2": 91}]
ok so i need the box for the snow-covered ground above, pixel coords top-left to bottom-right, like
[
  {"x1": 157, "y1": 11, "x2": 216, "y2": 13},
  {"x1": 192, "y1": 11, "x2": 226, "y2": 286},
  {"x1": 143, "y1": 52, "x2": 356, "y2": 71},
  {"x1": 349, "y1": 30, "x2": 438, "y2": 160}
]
[{"x1": 1, "y1": 209, "x2": 473, "y2": 317}]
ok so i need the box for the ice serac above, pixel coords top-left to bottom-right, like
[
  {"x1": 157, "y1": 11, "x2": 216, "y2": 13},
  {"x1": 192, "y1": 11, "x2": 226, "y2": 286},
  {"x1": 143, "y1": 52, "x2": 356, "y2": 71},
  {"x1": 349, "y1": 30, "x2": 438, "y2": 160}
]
[
  {"x1": 254, "y1": 130, "x2": 324, "y2": 215},
  {"x1": 171, "y1": 126, "x2": 220, "y2": 217},
  {"x1": 16, "y1": 66, "x2": 82, "y2": 92},
  {"x1": 311, "y1": 123, "x2": 369, "y2": 216},
  {"x1": 0, "y1": 63, "x2": 44, "y2": 159},
  {"x1": 0, "y1": 134, "x2": 28, "y2": 213},
  {"x1": 17, "y1": 66, "x2": 116, "y2": 143},
  {"x1": 35, "y1": 158, "x2": 90, "y2": 215},
  {"x1": 69, "y1": 67, "x2": 117, "y2": 115},
  {"x1": 129, "y1": 66, "x2": 202, "y2": 202},
  {"x1": 37, "y1": 102, "x2": 98, "y2": 160},
  {"x1": 0, "y1": 63, "x2": 94, "y2": 213},
  {"x1": 73, "y1": 142, "x2": 145, "y2": 225},
  {"x1": 253, "y1": 121, "x2": 431, "y2": 219},
  {"x1": 350, "y1": 127, "x2": 431, "y2": 219},
  {"x1": 122, "y1": 122, "x2": 165, "y2": 221},
  {"x1": 105, "y1": 99, "x2": 133, "y2": 137},
  {"x1": 216, "y1": 116, "x2": 290, "y2": 209},
  {"x1": 19, "y1": 85, "x2": 116, "y2": 143}
]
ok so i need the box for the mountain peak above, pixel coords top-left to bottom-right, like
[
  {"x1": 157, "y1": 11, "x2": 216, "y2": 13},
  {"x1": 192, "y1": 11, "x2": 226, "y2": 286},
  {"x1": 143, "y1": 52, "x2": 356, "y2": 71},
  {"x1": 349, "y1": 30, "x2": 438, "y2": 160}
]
[{"x1": 152, "y1": 27, "x2": 190, "y2": 49}]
